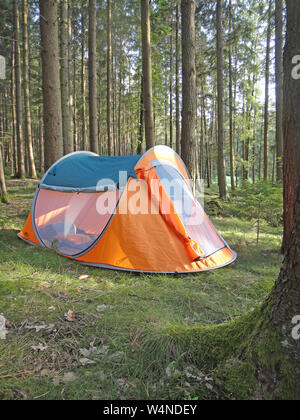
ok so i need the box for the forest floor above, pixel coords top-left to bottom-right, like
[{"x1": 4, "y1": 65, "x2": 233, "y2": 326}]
[{"x1": 0, "y1": 180, "x2": 283, "y2": 400}]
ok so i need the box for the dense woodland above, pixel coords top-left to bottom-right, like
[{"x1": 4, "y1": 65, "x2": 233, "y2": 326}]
[
  {"x1": 0, "y1": 0, "x2": 300, "y2": 400},
  {"x1": 0, "y1": 0, "x2": 286, "y2": 188}
]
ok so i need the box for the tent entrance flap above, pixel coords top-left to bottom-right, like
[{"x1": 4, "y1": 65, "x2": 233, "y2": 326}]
[
  {"x1": 153, "y1": 164, "x2": 225, "y2": 258},
  {"x1": 34, "y1": 189, "x2": 120, "y2": 256}
]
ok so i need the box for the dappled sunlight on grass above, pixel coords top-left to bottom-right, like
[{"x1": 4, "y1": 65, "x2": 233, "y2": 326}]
[{"x1": 0, "y1": 181, "x2": 283, "y2": 399}]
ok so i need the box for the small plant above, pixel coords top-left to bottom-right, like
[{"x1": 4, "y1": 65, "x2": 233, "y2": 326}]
[{"x1": 220, "y1": 181, "x2": 283, "y2": 244}]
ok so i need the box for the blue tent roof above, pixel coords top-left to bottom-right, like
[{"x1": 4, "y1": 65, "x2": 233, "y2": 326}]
[{"x1": 42, "y1": 153, "x2": 142, "y2": 190}]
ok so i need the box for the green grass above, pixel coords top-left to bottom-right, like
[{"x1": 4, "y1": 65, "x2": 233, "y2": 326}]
[{"x1": 0, "y1": 180, "x2": 283, "y2": 400}]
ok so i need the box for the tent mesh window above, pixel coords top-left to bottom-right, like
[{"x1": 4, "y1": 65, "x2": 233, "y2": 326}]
[
  {"x1": 34, "y1": 189, "x2": 120, "y2": 256},
  {"x1": 155, "y1": 165, "x2": 224, "y2": 257}
]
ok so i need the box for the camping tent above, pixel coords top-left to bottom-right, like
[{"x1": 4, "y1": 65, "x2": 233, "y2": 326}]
[{"x1": 18, "y1": 146, "x2": 236, "y2": 273}]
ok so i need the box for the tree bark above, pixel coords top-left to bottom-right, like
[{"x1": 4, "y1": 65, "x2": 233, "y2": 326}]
[
  {"x1": 263, "y1": 0, "x2": 272, "y2": 181},
  {"x1": 88, "y1": 0, "x2": 99, "y2": 154},
  {"x1": 0, "y1": 144, "x2": 8, "y2": 203},
  {"x1": 228, "y1": 0, "x2": 235, "y2": 191},
  {"x1": 169, "y1": 7, "x2": 174, "y2": 150},
  {"x1": 107, "y1": 0, "x2": 113, "y2": 156},
  {"x1": 181, "y1": 0, "x2": 196, "y2": 183},
  {"x1": 81, "y1": 0, "x2": 88, "y2": 151},
  {"x1": 175, "y1": 2, "x2": 180, "y2": 155},
  {"x1": 22, "y1": 0, "x2": 37, "y2": 179},
  {"x1": 216, "y1": 0, "x2": 227, "y2": 198},
  {"x1": 275, "y1": 0, "x2": 284, "y2": 181},
  {"x1": 13, "y1": 0, "x2": 25, "y2": 179},
  {"x1": 11, "y1": 40, "x2": 18, "y2": 176},
  {"x1": 141, "y1": 0, "x2": 154, "y2": 150},
  {"x1": 270, "y1": 0, "x2": 300, "y2": 346},
  {"x1": 39, "y1": 0, "x2": 64, "y2": 170},
  {"x1": 60, "y1": 0, "x2": 72, "y2": 155},
  {"x1": 282, "y1": 0, "x2": 300, "y2": 253}
]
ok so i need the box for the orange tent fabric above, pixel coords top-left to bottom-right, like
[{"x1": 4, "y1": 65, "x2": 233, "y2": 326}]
[{"x1": 18, "y1": 146, "x2": 236, "y2": 273}]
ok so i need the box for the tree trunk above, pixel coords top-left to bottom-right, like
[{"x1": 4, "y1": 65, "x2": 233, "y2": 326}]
[
  {"x1": 67, "y1": 1, "x2": 74, "y2": 152},
  {"x1": 282, "y1": 0, "x2": 300, "y2": 253},
  {"x1": 228, "y1": 0, "x2": 235, "y2": 191},
  {"x1": 216, "y1": 0, "x2": 227, "y2": 198},
  {"x1": 137, "y1": 76, "x2": 144, "y2": 154},
  {"x1": 22, "y1": 0, "x2": 37, "y2": 179},
  {"x1": 141, "y1": 0, "x2": 154, "y2": 150},
  {"x1": 60, "y1": 0, "x2": 72, "y2": 155},
  {"x1": 0, "y1": 145, "x2": 8, "y2": 203},
  {"x1": 181, "y1": 0, "x2": 196, "y2": 182},
  {"x1": 39, "y1": 106, "x2": 44, "y2": 173},
  {"x1": 264, "y1": 0, "x2": 272, "y2": 181},
  {"x1": 81, "y1": 0, "x2": 88, "y2": 151},
  {"x1": 270, "y1": 1, "x2": 300, "y2": 347},
  {"x1": 13, "y1": 0, "x2": 25, "y2": 179},
  {"x1": 275, "y1": 0, "x2": 284, "y2": 181},
  {"x1": 107, "y1": 0, "x2": 113, "y2": 156},
  {"x1": 39, "y1": 0, "x2": 64, "y2": 170},
  {"x1": 11, "y1": 40, "x2": 18, "y2": 176},
  {"x1": 88, "y1": 0, "x2": 99, "y2": 154},
  {"x1": 169, "y1": 7, "x2": 174, "y2": 150},
  {"x1": 175, "y1": 2, "x2": 180, "y2": 155}
]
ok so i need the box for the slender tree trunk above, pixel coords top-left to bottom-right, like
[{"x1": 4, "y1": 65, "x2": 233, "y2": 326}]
[
  {"x1": 141, "y1": 0, "x2": 154, "y2": 150},
  {"x1": 11, "y1": 40, "x2": 18, "y2": 176},
  {"x1": 81, "y1": 0, "x2": 88, "y2": 151},
  {"x1": 216, "y1": 0, "x2": 227, "y2": 198},
  {"x1": 88, "y1": 0, "x2": 99, "y2": 154},
  {"x1": 60, "y1": 0, "x2": 72, "y2": 154},
  {"x1": 181, "y1": 0, "x2": 196, "y2": 182},
  {"x1": 0, "y1": 145, "x2": 8, "y2": 203},
  {"x1": 228, "y1": 0, "x2": 235, "y2": 191},
  {"x1": 22, "y1": 0, "x2": 37, "y2": 179},
  {"x1": 264, "y1": 0, "x2": 272, "y2": 181},
  {"x1": 39, "y1": 0, "x2": 64, "y2": 170},
  {"x1": 67, "y1": 1, "x2": 74, "y2": 152},
  {"x1": 175, "y1": 2, "x2": 180, "y2": 155},
  {"x1": 107, "y1": 0, "x2": 113, "y2": 156},
  {"x1": 282, "y1": 0, "x2": 300, "y2": 253},
  {"x1": 39, "y1": 106, "x2": 44, "y2": 173},
  {"x1": 13, "y1": 0, "x2": 25, "y2": 179},
  {"x1": 137, "y1": 76, "x2": 144, "y2": 154},
  {"x1": 169, "y1": 7, "x2": 174, "y2": 149},
  {"x1": 275, "y1": 0, "x2": 284, "y2": 181}
]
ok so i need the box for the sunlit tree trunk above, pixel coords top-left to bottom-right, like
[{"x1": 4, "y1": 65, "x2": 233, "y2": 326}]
[
  {"x1": 181, "y1": 0, "x2": 196, "y2": 182},
  {"x1": 216, "y1": 0, "x2": 227, "y2": 198},
  {"x1": 275, "y1": 0, "x2": 284, "y2": 181},
  {"x1": 13, "y1": 0, "x2": 25, "y2": 178},
  {"x1": 60, "y1": 0, "x2": 72, "y2": 155},
  {"x1": 22, "y1": 0, "x2": 37, "y2": 179},
  {"x1": 39, "y1": 0, "x2": 64, "y2": 170},
  {"x1": 107, "y1": 0, "x2": 113, "y2": 156},
  {"x1": 141, "y1": 0, "x2": 154, "y2": 150},
  {"x1": 88, "y1": 0, "x2": 99, "y2": 154},
  {"x1": 263, "y1": 0, "x2": 272, "y2": 181}
]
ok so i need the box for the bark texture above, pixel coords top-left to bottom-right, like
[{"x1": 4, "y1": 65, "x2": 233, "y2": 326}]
[
  {"x1": 40, "y1": 0, "x2": 64, "y2": 170},
  {"x1": 181, "y1": 0, "x2": 196, "y2": 182},
  {"x1": 141, "y1": 0, "x2": 154, "y2": 150},
  {"x1": 216, "y1": 0, "x2": 227, "y2": 198},
  {"x1": 88, "y1": 0, "x2": 99, "y2": 154}
]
